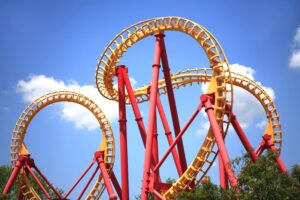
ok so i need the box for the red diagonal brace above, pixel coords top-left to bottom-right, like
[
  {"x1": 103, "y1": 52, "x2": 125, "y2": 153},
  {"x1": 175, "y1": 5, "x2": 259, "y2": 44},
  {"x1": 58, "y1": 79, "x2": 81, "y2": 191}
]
[
  {"x1": 25, "y1": 162, "x2": 51, "y2": 199},
  {"x1": 260, "y1": 135, "x2": 287, "y2": 173},
  {"x1": 227, "y1": 106, "x2": 258, "y2": 162},
  {"x1": 95, "y1": 151, "x2": 117, "y2": 200},
  {"x1": 64, "y1": 160, "x2": 96, "y2": 199},
  {"x1": 154, "y1": 102, "x2": 203, "y2": 173},
  {"x1": 2, "y1": 156, "x2": 26, "y2": 195},
  {"x1": 121, "y1": 66, "x2": 147, "y2": 146},
  {"x1": 156, "y1": 94, "x2": 183, "y2": 176},
  {"x1": 201, "y1": 94, "x2": 238, "y2": 187},
  {"x1": 159, "y1": 33, "x2": 188, "y2": 172},
  {"x1": 116, "y1": 66, "x2": 130, "y2": 200},
  {"x1": 121, "y1": 67, "x2": 159, "y2": 169},
  {"x1": 110, "y1": 170, "x2": 122, "y2": 200},
  {"x1": 141, "y1": 34, "x2": 162, "y2": 200}
]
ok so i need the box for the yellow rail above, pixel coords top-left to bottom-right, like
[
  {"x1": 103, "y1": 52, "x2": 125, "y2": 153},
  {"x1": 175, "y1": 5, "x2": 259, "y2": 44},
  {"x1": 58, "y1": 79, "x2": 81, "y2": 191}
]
[
  {"x1": 10, "y1": 91, "x2": 115, "y2": 200},
  {"x1": 95, "y1": 16, "x2": 233, "y2": 199},
  {"x1": 130, "y1": 68, "x2": 281, "y2": 198}
]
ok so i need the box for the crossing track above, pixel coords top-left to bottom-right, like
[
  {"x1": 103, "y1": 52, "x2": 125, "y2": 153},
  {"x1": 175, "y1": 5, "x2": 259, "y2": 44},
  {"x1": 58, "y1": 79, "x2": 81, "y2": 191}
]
[
  {"x1": 95, "y1": 16, "x2": 233, "y2": 198},
  {"x1": 131, "y1": 68, "x2": 282, "y2": 198},
  {"x1": 10, "y1": 91, "x2": 115, "y2": 200},
  {"x1": 8, "y1": 16, "x2": 282, "y2": 199}
]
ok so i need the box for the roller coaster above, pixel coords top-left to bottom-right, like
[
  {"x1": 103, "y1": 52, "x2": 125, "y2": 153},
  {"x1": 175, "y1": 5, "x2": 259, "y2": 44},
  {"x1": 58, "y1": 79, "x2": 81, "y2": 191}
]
[{"x1": 2, "y1": 17, "x2": 287, "y2": 200}]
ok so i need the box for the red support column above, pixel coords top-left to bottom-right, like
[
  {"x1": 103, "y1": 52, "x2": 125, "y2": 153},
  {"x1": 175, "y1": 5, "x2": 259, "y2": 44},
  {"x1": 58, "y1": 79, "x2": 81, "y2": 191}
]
[
  {"x1": 64, "y1": 160, "x2": 96, "y2": 199},
  {"x1": 218, "y1": 119, "x2": 229, "y2": 189},
  {"x1": 78, "y1": 166, "x2": 99, "y2": 200},
  {"x1": 24, "y1": 163, "x2": 51, "y2": 200},
  {"x1": 263, "y1": 135, "x2": 287, "y2": 173},
  {"x1": 116, "y1": 65, "x2": 130, "y2": 200},
  {"x1": 122, "y1": 67, "x2": 161, "y2": 171},
  {"x1": 255, "y1": 139, "x2": 266, "y2": 157},
  {"x1": 156, "y1": 94, "x2": 182, "y2": 176},
  {"x1": 95, "y1": 151, "x2": 117, "y2": 200},
  {"x1": 32, "y1": 164, "x2": 63, "y2": 199},
  {"x1": 122, "y1": 67, "x2": 147, "y2": 146},
  {"x1": 154, "y1": 103, "x2": 203, "y2": 172},
  {"x1": 122, "y1": 66, "x2": 162, "y2": 182},
  {"x1": 141, "y1": 35, "x2": 162, "y2": 200},
  {"x1": 229, "y1": 111, "x2": 258, "y2": 162},
  {"x1": 219, "y1": 154, "x2": 229, "y2": 189},
  {"x1": 152, "y1": 109, "x2": 160, "y2": 197},
  {"x1": 110, "y1": 171, "x2": 122, "y2": 200},
  {"x1": 2, "y1": 156, "x2": 25, "y2": 195},
  {"x1": 153, "y1": 189, "x2": 166, "y2": 200},
  {"x1": 159, "y1": 33, "x2": 188, "y2": 172},
  {"x1": 201, "y1": 94, "x2": 238, "y2": 187}
]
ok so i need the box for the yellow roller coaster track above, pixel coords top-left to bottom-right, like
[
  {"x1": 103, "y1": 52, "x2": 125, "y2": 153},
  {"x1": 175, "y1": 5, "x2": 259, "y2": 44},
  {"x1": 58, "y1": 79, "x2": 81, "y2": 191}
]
[
  {"x1": 9, "y1": 16, "x2": 282, "y2": 200},
  {"x1": 10, "y1": 91, "x2": 115, "y2": 200},
  {"x1": 132, "y1": 68, "x2": 282, "y2": 198},
  {"x1": 95, "y1": 16, "x2": 233, "y2": 108},
  {"x1": 95, "y1": 16, "x2": 233, "y2": 199}
]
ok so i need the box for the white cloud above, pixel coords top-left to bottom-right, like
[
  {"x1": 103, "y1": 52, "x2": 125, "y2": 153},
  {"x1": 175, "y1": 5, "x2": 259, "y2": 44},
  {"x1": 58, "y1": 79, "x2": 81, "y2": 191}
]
[
  {"x1": 256, "y1": 120, "x2": 267, "y2": 129},
  {"x1": 201, "y1": 64, "x2": 275, "y2": 129},
  {"x1": 289, "y1": 51, "x2": 300, "y2": 68},
  {"x1": 289, "y1": 26, "x2": 300, "y2": 68},
  {"x1": 230, "y1": 64, "x2": 275, "y2": 128},
  {"x1": 230, "y1": 63, "x2": 255, "y2": 80},
  {"x1": 17, "y1": 75, "x2": 119, "y2": 131},
  {"x1": 17, "y1": 75, "x2": 66, "y2": 101}
]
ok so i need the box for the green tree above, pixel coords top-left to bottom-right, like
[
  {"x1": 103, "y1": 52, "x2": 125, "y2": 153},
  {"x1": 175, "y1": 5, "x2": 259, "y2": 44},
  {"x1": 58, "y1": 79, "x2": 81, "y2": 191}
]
[
  {"x1": 234, "y1": 151, "x2": 300, "y2": 200},
  {"x1": 178, "y1": 181, "x2": 221, "y2": 200},
  {"x1": 0, "y1": 165, "x2": 19, "y2": 199},
  {"x1": 0, "y1": 165, "x2": 63, "y2": 200},
  {"x1": 177, "y1": 151, "x2": 300, "y2": 200}
]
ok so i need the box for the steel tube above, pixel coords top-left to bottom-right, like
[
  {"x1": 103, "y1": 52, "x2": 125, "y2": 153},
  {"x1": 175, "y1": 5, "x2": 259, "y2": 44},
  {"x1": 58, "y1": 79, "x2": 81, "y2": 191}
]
[
  {"x1": 156, "y1": 94, "x2": 183, "y2": 176},
  {"x1": 64, "y1": 160, "x2": 96, "y2": 199},
  {"x1": 264, "y1": 135, "x2": 287, "y2": 173},
  {"x1": 153, "y1": 189, "x2": 166, "y2": 200},
  {"x1": 153, "y1": 103, "x2": 202, "y2": 173},
  {"x1": 110, "y1": 171, "x2": 122, "y2": 200},
  {"x1": 230, "y1": 113, "x2": 258, "y2": 162},
  {"x1": 2, "y1": 158, "x2": 23, "y2": 195},
  {"x1": 117, "y1": 66, "x2": 130, "y2": 200},
  {"x1": 77, "y1": 166, "x2": 99, "y2": 200},
  {"x1": 202, "y1": 95, "x2": 238, "y2": 187},
  {"x1": 97, "y1": 154, "x2": 117, "y2": 200},
  {"x1": 33, "y1": 165, "x2": 63, "y2": 199},
  {"x1": 140, "y1": 35, "x2": 162, "y2": 200},
  {"x1": 25, "y1": 163, "x2": 51, "y2": 200},
  {"x1": 219, "y1": 153, "x2": 229, "y2": 189},
  {"x1": 122, "y1": 67, "x2": 147, "y2": 146},
  {"x1": 159, "y1": 34, "x2": 188, "y2": 172}
]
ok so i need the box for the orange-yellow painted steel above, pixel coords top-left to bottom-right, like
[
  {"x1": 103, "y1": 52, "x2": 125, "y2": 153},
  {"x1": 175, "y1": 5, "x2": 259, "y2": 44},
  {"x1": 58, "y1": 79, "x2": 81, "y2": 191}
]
[
  {"x1": 95, "y1": 17, "x2": 233, "y2": 198},
  {"x1": 8, "y1": 17, "x2": 283, "y2": 200},
  {"x1": 10, "y1": 91, "x2": 115, "y2": 200},
  {"x1": 127, "y1": 69, "x2": 282, "y2": 198}
]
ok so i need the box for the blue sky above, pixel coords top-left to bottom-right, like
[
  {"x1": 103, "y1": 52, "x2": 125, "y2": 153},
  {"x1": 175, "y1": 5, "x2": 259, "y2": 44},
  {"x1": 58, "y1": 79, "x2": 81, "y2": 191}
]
[{"x1": 1, "y1": 0, "x2": 300, "y2": 198}]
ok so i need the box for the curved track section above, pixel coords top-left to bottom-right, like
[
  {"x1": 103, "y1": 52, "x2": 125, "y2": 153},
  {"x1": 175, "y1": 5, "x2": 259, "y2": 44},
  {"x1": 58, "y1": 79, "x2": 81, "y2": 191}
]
[
  {"x1": 132, "y1": 68, "x2": 282, "y2": 198},
  {"x1": 96, "y1": 16, "x2": 233, "y2": 199},
  {"x1": 10, "y1": 91, "x2": 115, "y2": 200},
  {"x1": 95, "y1": 16, "x2": 233, "y2": 105}
]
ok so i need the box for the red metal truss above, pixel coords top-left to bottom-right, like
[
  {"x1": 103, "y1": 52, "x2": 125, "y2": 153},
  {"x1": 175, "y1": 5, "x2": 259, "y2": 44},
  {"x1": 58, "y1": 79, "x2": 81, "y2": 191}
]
[
  {"x1": 217, "y1": 105, "x2": 287, "y2": 188},
  {"x1": 3, "y1": 155, "x2": 63, "y2": 200}
]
